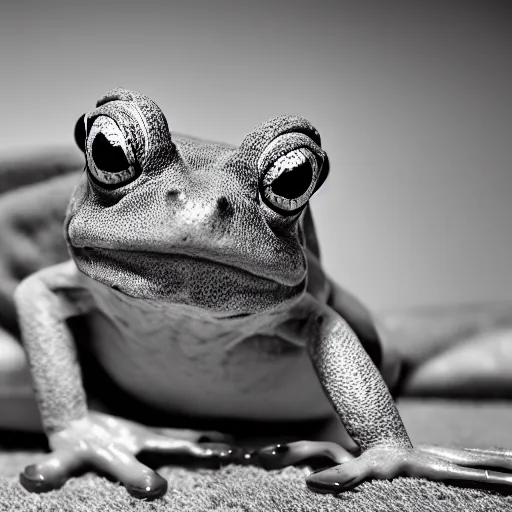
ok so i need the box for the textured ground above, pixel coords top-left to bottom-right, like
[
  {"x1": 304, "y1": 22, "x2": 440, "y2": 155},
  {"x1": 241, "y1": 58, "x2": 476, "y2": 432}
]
[{"x1": 1, "y1": 399, "x2": 511, "y2": 512}]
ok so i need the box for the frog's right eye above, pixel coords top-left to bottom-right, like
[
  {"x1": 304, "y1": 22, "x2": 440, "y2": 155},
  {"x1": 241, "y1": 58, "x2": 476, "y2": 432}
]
[{"x1": 85, "y1": 116, "x2": 140, "y2": 188}]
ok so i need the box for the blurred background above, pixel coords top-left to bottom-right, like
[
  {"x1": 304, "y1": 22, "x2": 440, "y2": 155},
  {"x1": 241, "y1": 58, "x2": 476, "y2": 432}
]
[{"x1": 1, "y1": 0, "x2": 510, "y2": 310}]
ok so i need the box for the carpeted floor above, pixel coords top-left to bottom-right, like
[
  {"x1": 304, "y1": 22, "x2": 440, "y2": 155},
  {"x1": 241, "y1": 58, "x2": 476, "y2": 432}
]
[{"x1": 1, "y1": 399, "x2": 511, "y2": 512}]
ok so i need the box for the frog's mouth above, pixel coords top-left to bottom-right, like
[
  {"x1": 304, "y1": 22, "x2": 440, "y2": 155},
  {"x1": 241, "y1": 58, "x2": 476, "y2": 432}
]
[{"x1": 71, "y1": 246, "x2": 306, "y2": 317}]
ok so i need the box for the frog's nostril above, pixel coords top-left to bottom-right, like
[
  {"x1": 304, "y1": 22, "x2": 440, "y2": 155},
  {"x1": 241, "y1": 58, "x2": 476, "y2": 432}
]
[
  {"x1": 216, "y1": 196, "x2": 234, "y2": 221},
  {"x1": 166, "y1": 189, "x2": 182, "y2": 202}
]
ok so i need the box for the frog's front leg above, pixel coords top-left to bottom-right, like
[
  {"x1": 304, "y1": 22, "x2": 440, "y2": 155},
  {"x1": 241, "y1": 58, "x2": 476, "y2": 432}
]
[
  {"x1": 259, "y1": 296, "x2": 512, "y2": 494},
  {"x1": 14, "y1": 261, "x2": 232, "y2": 500}
]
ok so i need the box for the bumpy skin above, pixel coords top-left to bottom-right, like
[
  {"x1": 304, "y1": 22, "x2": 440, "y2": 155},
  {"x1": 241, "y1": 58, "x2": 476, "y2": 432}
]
[{"x1": 7, "y1": 89, "x2": 512, "y2": 499}]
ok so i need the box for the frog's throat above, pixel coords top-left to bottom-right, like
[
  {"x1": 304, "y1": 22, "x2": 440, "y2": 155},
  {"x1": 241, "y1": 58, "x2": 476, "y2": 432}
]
[{"x1": 70, "y1": 246, "x2": 308, "y2": 318}]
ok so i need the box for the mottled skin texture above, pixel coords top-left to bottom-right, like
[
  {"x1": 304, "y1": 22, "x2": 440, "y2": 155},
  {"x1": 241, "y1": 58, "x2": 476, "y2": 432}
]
[{"x1": 2, "y1": 89, "x2": 512, "y2": 500}]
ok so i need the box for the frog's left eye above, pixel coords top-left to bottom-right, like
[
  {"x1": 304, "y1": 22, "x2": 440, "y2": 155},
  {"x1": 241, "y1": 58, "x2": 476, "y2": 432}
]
[
  {"x1": 85, "y1": 116, "x2": 140, "y2": 188},
  {"x1": 261, "y1": 148, "x2": 321, "y2": 214}
]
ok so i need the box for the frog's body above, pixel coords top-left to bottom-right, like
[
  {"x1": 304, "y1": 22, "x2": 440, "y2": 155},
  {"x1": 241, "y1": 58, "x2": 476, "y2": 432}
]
[
  {"x1": 1, "y1": 89, "x2": 512, "y2": 500},
  {"x1": 82, "y1": 270, "x2": 330, "y2": 421}
]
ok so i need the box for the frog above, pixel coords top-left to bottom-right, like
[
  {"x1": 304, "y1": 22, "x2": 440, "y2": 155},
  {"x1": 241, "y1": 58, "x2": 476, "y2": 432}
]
[{"x1": 1, "y1": 88, "x2": 512, "y2": 500}]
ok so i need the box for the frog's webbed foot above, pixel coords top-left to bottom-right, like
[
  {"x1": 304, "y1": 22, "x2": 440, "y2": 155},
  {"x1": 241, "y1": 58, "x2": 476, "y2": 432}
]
[
  {"x1": 19, "y1": 411, "x2": 235, "y2": 500},
  {"x1": 257, "y1": 442, "x2": 512, "y2": 494}
]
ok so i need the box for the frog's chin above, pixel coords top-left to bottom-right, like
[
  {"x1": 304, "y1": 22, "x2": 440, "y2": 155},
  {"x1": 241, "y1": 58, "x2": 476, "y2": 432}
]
[{"x1": 71, "y1": 246, "x2": 307, "y2": 317}]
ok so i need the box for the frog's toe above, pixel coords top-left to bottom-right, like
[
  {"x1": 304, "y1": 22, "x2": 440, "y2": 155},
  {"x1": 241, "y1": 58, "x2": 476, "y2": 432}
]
[
  {"x1": 142, "y1": 435, "x2": 236, "y2": 460},
  {"x1": 85, "y1": 444, "x2": 168, "y2": 500},
  {"x1": 258, "y1": 441, "x2": 354, "y2": 469},
  {"x1": 417, "y1": 445, "x2": 512, "y2": 471},
  {"x1": 125, "y1": 472, "x2": 168, "y2": 500},
  {"x1": 20, "y1": 449, "x2": 84, "y2": 493},
  {"x1": 306, "y1": 460, "x2": 366, "y2": 493},
  {"x1": 305, "y1": 448, "x2": 395, "y2": 494},
  {"x1": 199, "y1": 443, "x2": 246, "y2": 464}
]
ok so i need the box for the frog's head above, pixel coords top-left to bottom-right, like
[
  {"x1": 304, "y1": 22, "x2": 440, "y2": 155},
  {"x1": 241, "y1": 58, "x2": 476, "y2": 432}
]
[{"x1": 66, "y1": 89, "x2": 329, "y2": 318}]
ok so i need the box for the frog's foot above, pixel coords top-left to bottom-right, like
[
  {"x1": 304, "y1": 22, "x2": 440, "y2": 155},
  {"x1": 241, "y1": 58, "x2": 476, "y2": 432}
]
[
  {"x1": 258, "y1": 442, "x2": 512, "y2": 494},
  {"x1": 19, "y1": 411, "x2": 234, "y2": 500},
  {"x1": 307, "y1": 445, "x2": 512, "y2": 494}
]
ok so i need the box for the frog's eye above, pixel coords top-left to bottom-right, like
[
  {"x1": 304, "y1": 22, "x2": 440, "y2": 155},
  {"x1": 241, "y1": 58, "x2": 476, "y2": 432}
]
[
  {"x1": 261, "y1": 148, "x2": 321, "y2": 214},
  {"x1": 85, "y1": 116, "x2": 140, "y2": 188}
]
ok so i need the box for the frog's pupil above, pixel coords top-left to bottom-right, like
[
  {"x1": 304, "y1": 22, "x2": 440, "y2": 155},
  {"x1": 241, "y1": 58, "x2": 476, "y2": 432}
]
[
  {"x1": 92, "y1": 133, "x2": 129, "y2": 173},
  {"x1": 271, "y1": 162, "x2": 312, "y2": 199}
]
